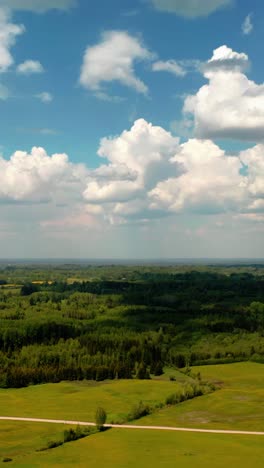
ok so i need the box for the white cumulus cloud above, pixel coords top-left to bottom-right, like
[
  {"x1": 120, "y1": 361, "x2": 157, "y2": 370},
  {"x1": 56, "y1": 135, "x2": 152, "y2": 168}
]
[
  {"x1": 204, "y1": 45, "x2": 249, "y2": 74},
  {"x1": 0, "y1": 147, "x2": 86, "y2": 203},
  {"x1": 80, "y1": 31, "x2": 153, "y2": 96},
  {"x1": 83, "y1": 119, "x2": 181, "y2": 213},
  {"x1": 1, "y1": 119, "x2": 264, "y2": 229},
  {"x1": 149, "y1": 139, "x2": 247, "y2": 214},
  {"x1": 183, "y1": 45, "x2": 264, "y2": 141},
  {"x1": 240, "y1": 145, "x2": 264, "y2": 200},
  {"x1": 17, "y1": 60, "x2": 44, "y2": 75},
  {"x1": 82, "y1": 120, "x2": 264, "y2": 223},
  {"x1": 149, "y1": 0, "x2": 233, "y2": 18}
]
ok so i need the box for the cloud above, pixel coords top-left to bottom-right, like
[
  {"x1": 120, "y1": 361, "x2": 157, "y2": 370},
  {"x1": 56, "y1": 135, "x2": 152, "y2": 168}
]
[
  {"x1": 0, "y1": 8, "x2": 24, "y2": 73},
  {"x1": 203, "y1": 45, "x2": 249, "y2": 74},
  {"x1": 17, "y1": 60, "x2": 44, "y2": 75},
  {"x1": 83, "y1": 119, "x2": 181, "y2": 221},
  {"x1": 80, "y1": 31, "x2": 153, "y2": 96},
  {"x1": 93, "y1": 91, "x2": 125, "y2": 103},
  {"x1": 240, "y1": 145, "x2": 264, "y2": 200},
  {"x1": 0, "y1": 146, "x2": 86, "y2": 203},
  {"x1": 83, "y1": 120, "x2": 264, "y2": 223},
  {"x1": 242, "y1": 13, "x2": 253, "y2": 35},
  {"x1": 149, "y1": 0, "x2": 233, "y2": 18},
  {"x1": 37, "y1": 128, "x2": 59, "y2": 135},
  {"x1": 36, "y1": 91, "x2": 53, "y2": 103},
  {"x1": 149, "y1": 139, "x2": 247, "y2": 214},
  {"x1": 152, "y1": 59, "x2": 186, "y2": 77},
  {"x1": 183, "y1": 45, "x2": 264, "y2": 141},
  {"x1": 0, "y1": 0, "x2": 76, "y2": 13},
  {"x1": 2, "y1": 119, "x2": 264, "y2": 232}
]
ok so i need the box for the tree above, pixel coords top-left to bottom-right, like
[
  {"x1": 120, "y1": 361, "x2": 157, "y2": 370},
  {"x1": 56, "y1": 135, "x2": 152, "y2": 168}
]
[
  {"x1": 95, "y1": 407, "x2": 107, "y2": 431},
  {"x1": 21, "y1": 283, "x2": 39, "y2": 296},
  {"x1": 154, "y1": 361, "x2": 163, "y2": 376},
  {"x1": 136, "y1": 362, "x2": 150, "y2": 379}
]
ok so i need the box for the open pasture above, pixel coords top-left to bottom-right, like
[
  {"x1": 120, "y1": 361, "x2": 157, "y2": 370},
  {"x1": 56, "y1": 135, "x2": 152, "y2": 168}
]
[
  {"x1": 137, "y1": 362, "x2": 264, "y2": 431},
  {"x1": 0, "y1": 377, "x2": 183, "y2": 424},
  {"x1": 1, "y1": 423, "x2": 264, "y2": 467},
  {"x1": 1, "y1": 363, "x2": 264, "y2": 465}
]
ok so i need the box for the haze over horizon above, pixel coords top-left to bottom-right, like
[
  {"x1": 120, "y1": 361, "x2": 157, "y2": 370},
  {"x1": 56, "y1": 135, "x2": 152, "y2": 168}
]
[{"x1": 0, "y1": 0, "x2": 264, "y2": 259}]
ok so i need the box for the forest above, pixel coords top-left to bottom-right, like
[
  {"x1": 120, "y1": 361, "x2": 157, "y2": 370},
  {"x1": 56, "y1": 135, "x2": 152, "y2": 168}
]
[{"x1": 1, "y1": 262, "x2": 264, "y2": 388}]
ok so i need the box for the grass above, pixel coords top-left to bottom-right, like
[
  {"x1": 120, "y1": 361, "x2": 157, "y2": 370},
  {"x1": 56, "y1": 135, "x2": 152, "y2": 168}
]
[
  {"x1": 0, "y1": 378, "x2": 184, "y2": 424},
  {"x1": 2, "y1": 425, "x2": 264, "y2": 467},
  {"x1": 1, "y1": 362, "x2": 264, "y2": 466},
  {"x1": 0, "y1": 421, "x2": 66, "y2": 461},
  {"x1": 134, "y1": 362, "x2": 264, "y2": 431}
]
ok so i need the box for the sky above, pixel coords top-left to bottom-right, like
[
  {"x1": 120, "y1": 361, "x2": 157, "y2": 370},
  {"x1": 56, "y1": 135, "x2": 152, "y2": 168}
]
[{"x1": 0, "y1": 0, "x2": 264, "y2": 259}]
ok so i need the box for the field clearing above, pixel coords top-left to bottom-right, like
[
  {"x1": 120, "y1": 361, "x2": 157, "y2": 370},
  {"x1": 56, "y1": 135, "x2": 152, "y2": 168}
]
[
  {"x1": 1, "y1": 363, "x2": 264, "y2": 465},
  {"x1": 2, "y1": 424, "x2": 264, "y2": 467},
  {"x1": 136, "y1": 362, "x2": 264, "y2": 431},
  {"x1": 0, "y1": 378, "x2": 184, "y2": 424}
]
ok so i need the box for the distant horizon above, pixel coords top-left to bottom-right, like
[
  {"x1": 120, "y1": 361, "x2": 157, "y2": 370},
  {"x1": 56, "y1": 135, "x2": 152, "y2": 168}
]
[{"x1": 1, "y1": 257, "x2": 264, "y2": 266}]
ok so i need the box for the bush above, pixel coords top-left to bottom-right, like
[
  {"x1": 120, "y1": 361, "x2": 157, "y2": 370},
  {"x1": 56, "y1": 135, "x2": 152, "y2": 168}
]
[
  {"x1": 128, "y1": 400, "x2": 151, "y2": 421},
  {"x1": 2, "y1": 458, "x2": 12, "y2": 463},
  {"x1": 37, "y1": 426, "x2": 93, "y2": 452},
  {"x1": 165, "y1": 382, "x2": 210, "y2": 406},
  {"x1": 64, "y1": 425, "x2": 94, "y2": 442},
  {"x1": 166, "y1": 391, "x2": 182, "y2": 405},
  {"x1": 46, "y1": 440, "x2": 63, "y2": 449}
]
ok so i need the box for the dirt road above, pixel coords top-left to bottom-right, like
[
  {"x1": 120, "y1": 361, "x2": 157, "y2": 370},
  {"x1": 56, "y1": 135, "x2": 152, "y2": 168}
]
[{"x1": 1, "y1": 416, "x2": 264, "y2": 436}]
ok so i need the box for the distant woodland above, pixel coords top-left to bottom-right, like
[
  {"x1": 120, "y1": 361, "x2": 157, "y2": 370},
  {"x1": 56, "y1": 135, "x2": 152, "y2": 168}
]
[{"x1": 1, "y1": 263, "x2": 264, "y2": 387}]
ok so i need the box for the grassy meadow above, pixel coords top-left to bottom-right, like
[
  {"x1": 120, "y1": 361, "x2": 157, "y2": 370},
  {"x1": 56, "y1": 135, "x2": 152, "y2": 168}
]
[
  {"x1": 1, "y1": 423, "x2": 264, "y2": 467},
  {"x1": 135, "y1": 362, "x2": 264, "y2": 431},
  {"x1": 1, "y1": 362, "x2": 264, "y2": 466},
  {"x1": 0, "y1": 375, "x2": 185, "y2": 424}
]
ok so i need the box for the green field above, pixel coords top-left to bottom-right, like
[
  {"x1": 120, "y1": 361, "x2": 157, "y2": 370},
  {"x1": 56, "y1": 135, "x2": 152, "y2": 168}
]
[
  {"x1": 1, "y1": 423, "x2": 264, "y2": 467},
  {"x1": 1, "y1": 362, "x2": 264, "y2": 466},
  {"x1": 0, "y1": 375, "x2": 185, "y2": 424},
  {"x1": 139, "y1": 362, "x2": 264, "y2": 431},
  {"x1": 0, "y1": 421, "x2": 66, "y2": 463}
]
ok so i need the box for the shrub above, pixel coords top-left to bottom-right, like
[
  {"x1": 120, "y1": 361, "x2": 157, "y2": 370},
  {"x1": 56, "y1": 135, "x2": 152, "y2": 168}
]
[
  {"x1": 64, "y1": 425, "x2": 93, "y2": 442},
  {"x1": 47, "y1": 440, "x2": 63, "y2": 449},
  {"x1": 166, "y1": 392, "x2": 182, "y2": 405},
  {"x1": 128, "y1": 400, "x2": 151, "y2": 421},
  {"x1": 165, "y1": 382, "x2": 210, "y2": 406}
]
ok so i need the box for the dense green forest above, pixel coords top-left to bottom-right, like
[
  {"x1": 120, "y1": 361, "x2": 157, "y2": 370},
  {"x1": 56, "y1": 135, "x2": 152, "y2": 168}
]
[{"x1": 1, "y1": 262, "x2": 264, "y2": 388}]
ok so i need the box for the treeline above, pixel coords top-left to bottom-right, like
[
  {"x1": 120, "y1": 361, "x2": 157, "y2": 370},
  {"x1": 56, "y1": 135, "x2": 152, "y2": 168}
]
[
  {"x1": 1, "y1": 269, "x2": 264, "y2": 387},
  {"x1": 21, "y1": 271, "x2": 264, "y2": 304}
]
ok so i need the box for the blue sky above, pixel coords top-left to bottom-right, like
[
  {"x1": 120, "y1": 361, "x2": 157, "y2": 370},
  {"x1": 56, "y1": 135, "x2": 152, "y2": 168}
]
[{"x1": 0, "y1": 0, "x2": 264, "y2": 259}]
